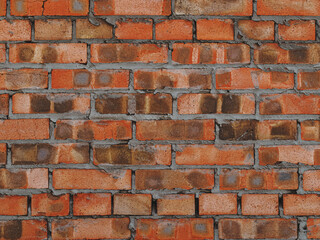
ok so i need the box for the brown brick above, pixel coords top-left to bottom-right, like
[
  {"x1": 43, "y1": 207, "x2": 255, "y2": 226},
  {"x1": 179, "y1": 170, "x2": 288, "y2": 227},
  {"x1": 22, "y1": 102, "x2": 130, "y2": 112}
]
[{"x1": 114, "y1": 194, "x2": 152, "y2": 215}]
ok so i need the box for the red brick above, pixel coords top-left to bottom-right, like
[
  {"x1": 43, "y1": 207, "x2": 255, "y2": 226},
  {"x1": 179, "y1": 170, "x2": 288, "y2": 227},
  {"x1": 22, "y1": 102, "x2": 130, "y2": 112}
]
[
  {"x1": 259, "y1": 145, "x2": 320, "y2": 166},
  {"x1": 303, "y1": 170, "x2": 320, "y2": 191},
  {"x1": 0, "y1": 220, "x2": 47, "y2": 239},
  {"x1": 52, "y1": 69, "x2": 129, "y2": 89},
  {"x1": 11, "y1": 0, "x2": 89, "y2": 16},
  {"x1": 197, "y1": 19, "x2": 234, "y2": 40},
  {"x1": 93, "y1": 144, "x2": 171, "y2": 165},
  {"x1": 73, "y1": 193, "x2": 111, "y2": 216},
  {"x1": 35, "y1": 19, "x2": 72, "y2": 40},
  {"x1": 0, "y1": 0, "x2": 5, "y2": 15},
  {"x1": 135, "y1": 169, "x2": 214, "y2": 190},
  {"x1": 114, "y1": 194, "x2": 152, "y2": 215},
  {"x1": 219, "y1": 120, "x2": 297, "y2": 141},
  {"x1": 0, "y1": 94, "x2": 8, "y2": 115},
  {"x1": 0, "y1": 195, "x2": 28, "y2": 215},
  {"x1": 216, "y1": 68, "x2": 294, "y2": 89},
  {"x1": 0, "y1": 69, "x2": 48, "y2": 90},
  {"x1": 32, "y1": 193, "x2": 69, "y2": 216},
  {"x1": 91, "y1": 43, "x2": 168, "y2": 63},
  {"x1": 76, "y1": 19, "x2": 113, "y2": 39},
  {"x1": 136, "y1": 218, "x2": 214, "y2": 239},
  {"x1": 175, "y1": 0, "x2": 252, "y2": 16},
  {"x1": 53, "y1": 169, "x2": 131, "y2": 190},
  {"x1": 199, "y1": 194, "x2": 237, "y2": 215},
  {"x1": 307, "y1": 219, "x2": 320, "y2": 239},
  {"x1": 284, "y1": 194, "x2": 320, "y2": 215},
  {"x1": 176, "y1": 144, "x2": 254, "y2": 166},
  {"x1": 257, "y1": 0, "x2": 320, "y2": 16},
  {"x1": 279, "y1": 20, "x2": 316, "y2": 41},
  {"x1": 238, "y1": 20, "x2": 274, "y2": 40},
  {"x1": 116, "y1": 19, "x2": 153, "y2": 40},
  {"x1": 301, "y1": 120, "x2": 320, "y2": 141},
  {"x1": 172, "y1": 43, "x2": 250, "y2": 64},
  {"x1": 157, "y1": 194, "x2": 195, "y2": 216},
  {"x1": 220, "y1": 168, "x2": 298, "y2": 190},
  {"x1": 94, "y1": 0, "x2": 171, "y2": 15},
  {"x1": 10, "y1": 43, "x2": 87, "y2": 63},
  {"x1": 242, "y1": 194, "x2": 279, "y2": 215},
  {"x1": 178, "y1": 93, "x2": 255, "y2": 114},
  {"x1": 52, "y1": 218, "x2": 130, "y2": 239},
  {"x1": 134, "y1": 69, "x2": 212, "y2": 90},
  {"x1": 0, "y1": 44, "x2": 5, "y2": 62},
  {"x1": 0, "y1": 143, "x2": 6, "y2": 164},
  {"x1": 219, "y1": 218, "x2": 297, "y2": 239},
  {"x1": 298, "y1": 71, "x2": 320, "y2": 90},
  {"x1": 55, "y1": 120, "x2": 132, "y2": 140},
  {"x1": 156, "y1": 19, "x2": 193, "y2": 40},
  {"x1": 0, "y1": 119, "x2": 49, "y2": 140},
  {"x1": 0, "y1": 20, "x2": 31, "y2": 41},
  {"x1": 254, "y1": 43, "x2": 320, "y2": 64},
  {"x1": 0, "y1": 168, "x2": 48, "y2": 189},
  {"x1": 12, "y1": 93, "x2": 90, "y2": 114},
  {"x1": 136, "y1": 120, "x2": 215, "y2": 140},
  {"x1": 12, "y1": 143, "x2": 89, "y2": 165}
]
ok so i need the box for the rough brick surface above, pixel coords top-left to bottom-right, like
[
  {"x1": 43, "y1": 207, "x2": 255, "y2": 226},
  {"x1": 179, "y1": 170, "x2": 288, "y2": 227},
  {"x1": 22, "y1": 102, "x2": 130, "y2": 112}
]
[{"x1": 0, "y1": 0, "x2": 318, "y2": 239}]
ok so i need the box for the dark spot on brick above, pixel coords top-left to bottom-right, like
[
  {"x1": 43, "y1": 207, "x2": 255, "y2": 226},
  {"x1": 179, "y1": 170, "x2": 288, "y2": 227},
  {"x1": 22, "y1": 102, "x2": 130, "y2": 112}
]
[
  {"x1": 219, "y1": 123, "x2": 235, "y2": 140},
  {"x1": 157, "y1": 75, "x2": 173, "y2": 88},
  {"x1": 221, "y1": 95, "x2": 240, "y2": 114},
  {"x1": 54, "y1": 99, "x2": 73, "y2": 113},
  {"x1": 47, "y1": 194, "x2": 61, "y2": 201},
  {"x1": 256, "y1": 220, "x2": 274, "y2": 238},
  {"x1": 216, "y1": 72, "x2": 231, "y2": 87},
  {"x1": 55, "y1": 123, "x2": 73, "y2": 140},
  {"x1": 227, "y1": 45, "x2": 242, "y2": 63},
  {"x1": 99, "y1": 45, "x2": 117, "y2": 62},
  {"x1": 136, "y1": 72, "x2": 153, "y2": 89},
  {"x1": 301, "y1": 72, "x2": 320, "y2": 89},
  {"x1": 134, "y1": 149, "x2": 154, "y2": 164},
  {"x1": 174, "y1": 47, "x2": 191, "y2": 64},
  {"x1": 54, "y1": 220, "x2": 74, "y2": 238},
  {"x1": 96, "y1": 95, "x2": 127, "y2": 114},
  {"x1": 199, "y1": 46, "x2": 213, "y2": 64},
  {"x1": 289, "y1": 47, "x2": 308, "y2": 63},
  {"x1": 221, "y1": 170, "x2": 239, "y2": 188},
  {"x1": 188, "y1": 73, "x2": 211, "y2": 88},
  {"x1": 187, "y1": 121, "x2": 204, "y2": 139},
  {"x1": 271, "y1": 123, "x2": 292, "y2": 138},
  {"x1": 259, "y1": 148, "x2": 279, "y2": 165},
  {"x1": 42, "y1": 46, "x2": 58, "y2": 63},
  {"x1": 199, "y1": 95, "x2": 217, "y2": 114},
  {"x1": 96, "y1": 72, "x2": 112, "y2": 87},
  {"x1": 142, "y1": 170, "x2": 163, "y2": 190},
  {"x1": 278, "y1": 220, "x2": 296, "y2": 238},
  {"x1": 149, "y1": 95, "x2": 171, "y2": 114},
  {"x1": 77, "y1": 126, "x2": 94, "y2": 140},
  {"x1": 11, "y1": 144, "x2": 37, "y2": 165},
  {"x1": 3, "y1": 221, "x2": 22, "y2": 240},
  {"x1": 50, "y1": 203, "x2": 64, "y2": 213},
  {"x1": 186, "y1": 171, "x2": 208, "y2": 189},
  {"x1": 220, "y1": 120, "x2": 257, "y2": 141},
  {"x1": 0, "y1": 151, "x2": 5, "y2": 165},
  {"x1": 73, "y1": 144, "x2": 90, "y2": 163},
  {"x1": 262, "y1": 99, "x2": 282, "y2": 115},
  {"x1": 74, "y1": 71, "x2": 91, "y2": 87},
  {"x1": 169, "y1": 122, "x2": 185, "y2": 138},
  {"x1": 258, "y1": 50, "x2": 278, "y2": 64},
  {"x1": 221, "y1": 220, "x2": 241, "y2": 239},
  {"x1": 37, "y1": 144, "x2": 56, "y2": 164},
  {"x1": 112, "y1": 219, "x2": 129, "y2": 236},
  {"x1": 106, "y1": 145, "x2": 132, "y2": 164},
  {"x1": 159, "y1": 222, "x2": 175, "y2": 237},
  {"x1": 193, "y1": 223, "x2": 208, "y2": 234},
  {"x1": 277, "y1": 172, "x2": 293, "y2": 182},
  {"x1": 119, "y1": 45, "x2": 137, "y2": 62},
  {"x1": 249, "y1": 173, "x2": 265, "y2": 189},
  {"x1": 6, "y1": 171, "x2": 27, "y2": 189},
  {"x1": 314, "y1": 149, "x2": 320, "y2": 165},
  {"x1": 18, "y1": 47, "x2": 34, "y2": 62},
  {"x1": 31, "y1": 95, "x2": 51, "y2": 113}
]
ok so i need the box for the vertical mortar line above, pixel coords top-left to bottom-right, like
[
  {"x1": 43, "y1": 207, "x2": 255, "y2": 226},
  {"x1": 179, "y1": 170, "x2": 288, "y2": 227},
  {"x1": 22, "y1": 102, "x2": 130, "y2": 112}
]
[
  {"x1": 69, "y1": 193, "x2": 73, "y2": 217},
  {"x1": 6, "y1": 0, "x2": 10, "y2": 18},
  {"x1": 252, "y1": 0, "x2": 258, "y2": 19},
  {"x1": 47, "y1": 218, "x2": 52, "y2": 240},
  {"x1": 274, "y1": 22, "x2": 279, "y2": 42},
  {"x1": 316, "y1": 20, "x2": 320, "y2": 42},
  {"x1": 211, "y1": 67, "x2": 217, "y2": 94},
  {"x1": 237, "y1": 192, "x2": 241, "y2": 215},
  {"x1": 214, "y1": 218, "x2": 219, "y2": 240},
  {"x1": 47, "y1": 67, "x2": 52, "y2": 90},
  {"x1": 167, "y1": 42, "x2": 173, "y2": 66},
  {"x1": 71, "y1": 19, "x2": 76, "y2": 42},
  {"x1": 152, "y1": 18, "x2": 156, "y2": 40},
  {"x1": 192, "y1": 19, "x2": 196, "y2": 42},
  {"x1": 194, "y1": 194, "x2": 199, "y2": 217},
  {"x1": 298, "y1": 217, "x2": 308, "y2": 240}
]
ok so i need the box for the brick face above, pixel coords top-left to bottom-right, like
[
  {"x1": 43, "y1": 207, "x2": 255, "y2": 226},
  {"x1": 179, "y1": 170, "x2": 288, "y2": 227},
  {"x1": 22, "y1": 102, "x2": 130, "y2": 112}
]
[{"x1": 1, "y1": 0, "x2": 318, "y2": 239}]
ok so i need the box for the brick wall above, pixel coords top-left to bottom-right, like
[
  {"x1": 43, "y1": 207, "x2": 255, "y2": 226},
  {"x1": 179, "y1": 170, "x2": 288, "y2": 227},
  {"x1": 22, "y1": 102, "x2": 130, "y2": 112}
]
[{"x1": 0, "y1": 0, "x2": 319, "y2": 239}]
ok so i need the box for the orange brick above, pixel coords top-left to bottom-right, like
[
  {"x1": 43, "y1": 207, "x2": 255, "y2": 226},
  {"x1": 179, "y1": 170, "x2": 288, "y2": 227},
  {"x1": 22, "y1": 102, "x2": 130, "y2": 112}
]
[
  {"x1": 279, "y1": 20, "x2": 316, "y2": 41},
  {"x1": 0, "y1": 44, "x2": 5, "y2": 63},
  {"x1": 0, "y1": 119, "x2": 49, "y2": 140},
  {"x1": 10, "y1": 43, "x2": 87, "y2": 63},
  {"x1": 156, "y1": 19, "x2": 192, "y2": 40},
  {"x1": 55, "y1": 120, "x2": 132, "y2": 140},
  {"x1": 73, "y1": 193, "x2": 111, "y2": 216},
  {"x1": 176, "y1": 144, "x2": 254, "y2": 166},
  {"x1": 52, "y1": 69, "x2": 129, "y2": 89},
  {"x1": 32, "y1": 193, "x2": 69, "y2": 216},
  {"x1": 157, "y1": 194, "x2": 195, "y2": 215},
  {"x1": 197, "y1": 19, "x2": 234, "y2": 40},
  {"x1": 136, "y1": 218, "x2": 214, "y2": 239},
  {"x1": 91, "y1": 43, "x2": 168, "y2": 63},
  {"x1": 53, "y1": 169, "x2": 131, "y2": 190},
  {"x1": 172, "y1": 43, "x2": 250, "y2": 64},
  {"x1": 35, "y1": 19, "x2": 72, "y2": 40},
  {"x1": 242, "y1": 194, "x2": 279, "y2": 215},
  {"x1": 114, "y1": 194, "x2": 152, "y2": 215},
  {"x1": 0, "y1": 195, "x2": 28, "y2": 215},
  {"x1": 199, "y1": 194, "x2": 237, "y2": 215},
  {"x1": 115, "y1": 19, "x2": 153, "y2": 40},
  {"x1": 0, "y1": 220, "x2": 47, "y2": 239},
  {"x1": 284, "y1": 194, "x2": 320, "y2": 215},
  {"x1": 135, "y1": 169, "x2": 215, "y2": 190},
  {"x1": 0, "y1": 0, "x2": 5, "y2": 15},
  {"x1": 0, "y1": 94, "x2": 8, "y2": 115},
  {"x1": 303, "y1": 170, "x2": 320, "y2": 191},
  {"x1": 238, "y1": 20, "x2": 274, "y2": 40},
  {"x1": 76, "y1": 19, "x2": 113, "y2": 39},
  {"x1": 220, "y1": 168, "x2": 298, "y2": 190},
  {"x1": 136, "y1": 120, "x2": 215, "y2": 141},
  {"x1": 52, "y1": 218, "x2": 130, "y2": 239},
  {"x1": 307, "y1": 219, "x2": 320, "y2": 239},
  {"x1": 301, "y1": 120, "x2": 320, "y2": 141},
  {"x1": 298, "y1": 71, "x2": 320, "y2": 90},
  {"x1": 216, "y1": 68, "x2": 294, "y2": 89},
  {"x1": 0, "y1": 143, "x2": 6, "y2": 164},
  {"x1": 94, "y1": 0, "x2": 171, "y2": 15},
  {"x1": 0, "y1": 20, "x2": 31, "y2": 41}
]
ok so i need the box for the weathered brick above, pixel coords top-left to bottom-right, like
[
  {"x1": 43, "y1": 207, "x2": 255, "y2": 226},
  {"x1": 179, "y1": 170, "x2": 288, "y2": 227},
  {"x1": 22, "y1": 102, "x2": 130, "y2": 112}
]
[
  {"x1": 73, "y1": 193, "x2": 111, "y2": 216},
  {"x1": 279, "y1": 20, "x2": 316, "y2": 41},
  {"x1": 0, "y1": 144, "x2": 6, "y2": 165},
  {"x1": 157, "y1": 194, "x2": 195, "y2": 215},
  {"x1": 197, "y1": 19, "x2": 234, "y2": 40},
  {"x1": 31, "y1": 193, "x2": 69, "y2": 216},
  {"x1": 35, "y1": 19, "x2": 72, "y2": 40},
  {"x1": 0, "y1": 94, "x2": 8, "y2": 115},
  {"x1": 199, "y1": 194, "x2": 237, "y2": 215},
  {"x1": 0, "y1": 0, "x2": 5, "y2": 15},
  {"x1": 284, "y1": 194, "x2": 320, "y2": 215},
  {"x1": 114, "y1": 194, "x2": 152, "y2": 215},
  {"x1": 0, "y1": 220, "x2": 47, "y2": 239},
  {"x1": 242, "y1": 194, "x2": 279, "y2": 215},
  {"x1": 0, "y1": 44, "x2": 5, "y2": 62},
  {"x1": 298, "y1": 71, "x2": 320, "y2": 90},
  {"x1": 301, "y1": 120, "x2": 320, "y2": 141},
  {"x1": 116, "y1": 19, "x2": 153, "y2": 40},
  {"x1": 76, "y1": 19, "x2": 113, "y2": 39},
  {"x1": 303, "y1": 170, "x2": 320, "y2": 191},
  {"x1": 156, "y1": 19, "x2": 193, "y2": 40},
  {"x1": 0, "y1": 20, "x2": 31, "y2": 41},
  {"x1": 238, "y1": 20, "x2": 274, "y2": 40},
  {"x1": 307, "y1": 219, "x2": 320, "y2": 239},
  {"x1": 0, "y1": 195, "x2": 28, "y2": 215}
]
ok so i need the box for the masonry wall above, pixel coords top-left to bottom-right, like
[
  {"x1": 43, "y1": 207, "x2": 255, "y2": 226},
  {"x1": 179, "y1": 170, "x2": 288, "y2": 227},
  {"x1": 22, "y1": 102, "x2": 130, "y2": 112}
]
[{"x1": 0, "y1": 0, "x2": 319, "y2": 239}]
